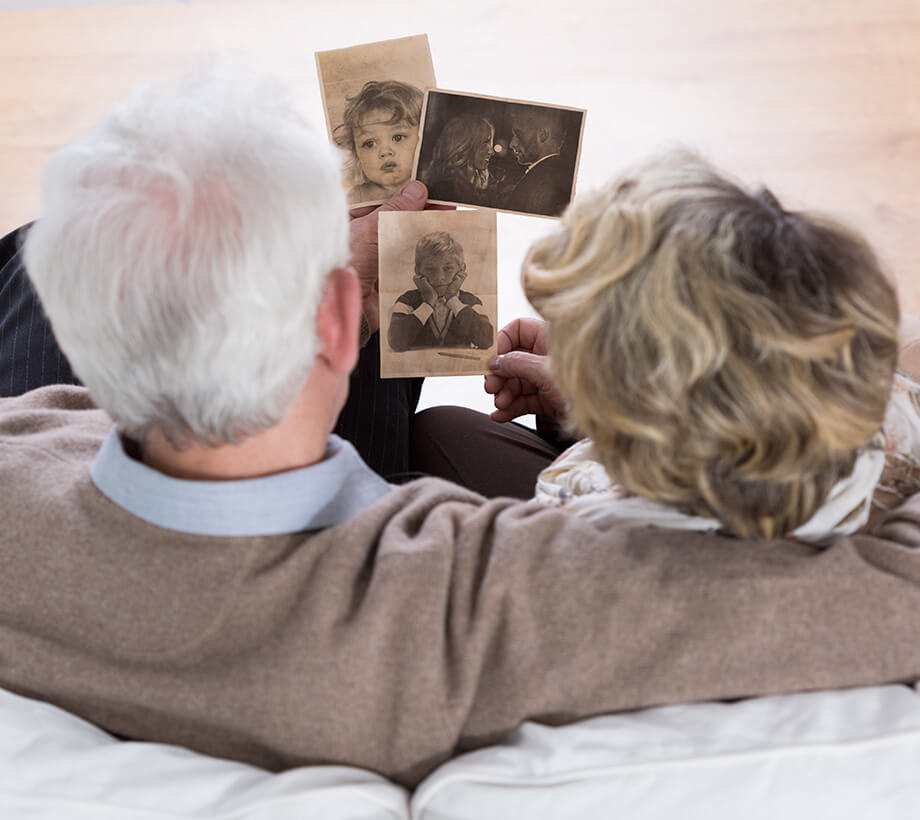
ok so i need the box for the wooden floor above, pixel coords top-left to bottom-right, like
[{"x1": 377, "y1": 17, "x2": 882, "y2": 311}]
[{"x1": 1, "y1": 0, "x2": 917, "y2": 408}]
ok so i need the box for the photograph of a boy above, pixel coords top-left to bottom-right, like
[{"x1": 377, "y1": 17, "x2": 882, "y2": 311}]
[
  {"x1": 334, "y1": 80, "x2": 423, "y2": 205},
  {"x1": 388, "y1": 231, "x2": 494, "y2": 351}
]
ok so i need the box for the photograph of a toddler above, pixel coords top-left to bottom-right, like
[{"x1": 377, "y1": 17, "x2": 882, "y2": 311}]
[
  {"x1": 316, "y1": 34, "x2": 435, "y2": 207},
  {"x1": 334, "y1": 80, "x2": 423, "y2": 205}
]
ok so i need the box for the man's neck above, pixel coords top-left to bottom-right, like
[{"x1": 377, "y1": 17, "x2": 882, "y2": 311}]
[
  {"x1": 141, "y1": 384, "x2": 335, "y2": 481},
  {"x1": 137, "y1": 265, "x2": 359, "y2": 482},
  {"x1": 141, "y1": 430, "x2": 328, "y2": 481}
]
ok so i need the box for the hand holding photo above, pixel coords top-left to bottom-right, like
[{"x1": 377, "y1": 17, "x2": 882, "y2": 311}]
[
  {"x1": 316, "y1": 34, "x2": 436, "y2": 208},
  {"x1": 379, "y1": 209, "x2": 498, "y2": 378},
  {"x1": 415, "y1": 90, "x2": 586, "y2": 218}
]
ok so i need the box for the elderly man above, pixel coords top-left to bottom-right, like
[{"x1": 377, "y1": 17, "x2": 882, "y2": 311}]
[{"x1": 1, "y1": 68, "x2": 919, "y2": 790}]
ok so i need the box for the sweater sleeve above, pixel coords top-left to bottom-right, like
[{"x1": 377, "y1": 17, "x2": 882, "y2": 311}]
[
  {"x1": 447, "y1": 293, "x2": 493, "y2": 349},
  {"x1": 387, "y1": 290, "x2": 427, "y2": 352},
  {"x1": 406, "y1": 488, "x2": 920, "y2": 758},
  {"x1": 447, "y1": 290, "x2": 494, "y2": 350}
]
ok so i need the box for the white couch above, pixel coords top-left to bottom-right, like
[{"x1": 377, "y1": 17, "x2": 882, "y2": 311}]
[{"x1": 4, "y1": 683, "x2": 920, "y2": 819}]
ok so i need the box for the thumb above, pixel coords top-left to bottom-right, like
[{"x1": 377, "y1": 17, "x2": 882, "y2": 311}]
[
  {"x1": 488, "y1": 351, "x2": 549, "y2": 384},
  {"x1": 378, "y1": 180, "x2": 428, "y2": 213}
]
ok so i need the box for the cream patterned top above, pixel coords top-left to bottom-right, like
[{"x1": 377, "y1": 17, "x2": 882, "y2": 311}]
[{"x1": 534, "y1": 370, "x2": 920, "y2": 544}]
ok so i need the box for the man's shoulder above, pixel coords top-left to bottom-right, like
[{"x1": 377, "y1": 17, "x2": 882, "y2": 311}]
[
  {"x1": 346, "y1": 475, "x2": 493, "y2": 528},
  {"x1": 0, "y1": 387, "x2": 108, "y2": 543},
  {"x1": 336, "y1": 474, "x2": 606, "y2": 564},
  {"x1": 537, "y1": 153, "x2": 569, "y2": 171},
  {"x1": 527, "y1": 155, "x2": 569, "y2": 187},
  {"x1": 457, "y1": 291, "x2": 483, "y2": 307},
  {"x1": 0, "y1": 386, "x2": 108, "y2": 491},
  {"x1": 0, "y1": 385, "x2": 109, "y2": 443},
  {"x1": 510, "y1": 156, "x2": 572, "y2": 216}
]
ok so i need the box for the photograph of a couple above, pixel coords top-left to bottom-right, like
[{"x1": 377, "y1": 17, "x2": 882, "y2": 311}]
[{"x1": 416, "y1": 90, "x2": 585, "y2": 217}]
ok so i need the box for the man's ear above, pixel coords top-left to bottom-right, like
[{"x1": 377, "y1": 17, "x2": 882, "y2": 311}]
[
  {"x1": 537, "y1": 126, "x2": 551, "y2": 146},
  {"x1": 315, "y1": 265, "x2": 361, "y2": 374}
]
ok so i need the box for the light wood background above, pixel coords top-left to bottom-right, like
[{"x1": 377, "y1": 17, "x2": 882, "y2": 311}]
[{"x1": 1, "y1": 0, "x2": 917, "y2": 413}]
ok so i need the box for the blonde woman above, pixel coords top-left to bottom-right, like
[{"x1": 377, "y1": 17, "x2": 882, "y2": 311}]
[
  {"x1": 416, "y1": 150, "x2": 920, "y2": 540},
  {"x1": 420, "y1": 115, "x2": 496, "y2": 207}
]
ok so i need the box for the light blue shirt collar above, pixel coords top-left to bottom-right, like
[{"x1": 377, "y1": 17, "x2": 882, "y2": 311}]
[{"x1": 90, "y1": 430, "x2": 391, "y2": 536}]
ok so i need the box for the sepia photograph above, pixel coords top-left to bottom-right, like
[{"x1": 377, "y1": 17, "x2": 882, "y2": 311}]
[
  {"x1": 414, "y1": 89, "x2": 586, "y2": 218},
  {"x1": 379, "y1": 209, "x2": 498, "y2": 379},
  {"x1": 315, "y1": 34, "x2": 436, "y2": 208}
]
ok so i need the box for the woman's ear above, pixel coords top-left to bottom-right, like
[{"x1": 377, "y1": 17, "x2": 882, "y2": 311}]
[{"x1": 315, "y1": 265, "x2": 361, "y2": 375}]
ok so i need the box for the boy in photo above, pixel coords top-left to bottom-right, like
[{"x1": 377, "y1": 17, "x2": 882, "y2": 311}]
[{"x1": 388, "y1": 231, "x2": 493, "y2": 351}]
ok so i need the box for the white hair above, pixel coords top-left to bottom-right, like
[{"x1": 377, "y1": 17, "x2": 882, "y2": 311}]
[{"x1": 24, "y1": 63, "x2": 349, "y2": 446}]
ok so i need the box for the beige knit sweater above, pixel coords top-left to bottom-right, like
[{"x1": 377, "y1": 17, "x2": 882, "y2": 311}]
[{"x1": 2, "y1": 386, "x2": 920, "y2": 787}]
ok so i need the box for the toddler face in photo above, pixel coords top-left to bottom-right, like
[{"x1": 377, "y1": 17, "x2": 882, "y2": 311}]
[
  {"x1": 354, "y1": 108, "x2": 419, "y2": 192},
  {"x1": 334, "y1": 81, "x2": 424, "y2": 201}
]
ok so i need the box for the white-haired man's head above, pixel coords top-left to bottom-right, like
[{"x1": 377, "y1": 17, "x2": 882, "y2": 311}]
[{"x1": 25, "y1": 64, "x2": 350, "y2": 447}]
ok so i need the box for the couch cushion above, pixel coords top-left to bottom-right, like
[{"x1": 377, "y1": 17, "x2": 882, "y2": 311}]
[
  {"x1": 0, "y1": 687, "x2": 409, "y2": 820},
  {"x1": 412, "y1": 684, "x2": 920, "y2": 819}
]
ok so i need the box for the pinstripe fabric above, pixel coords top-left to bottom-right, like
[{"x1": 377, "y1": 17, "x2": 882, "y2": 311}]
[
  {"x1": 0, "y1": 225, "x2": 79, "y2": 397},
  {"x1": 333, "y1": 331, "x2": 423, "y2": 480},
  {"x1": 0, "y1": 224, "x2": 422, "y2": 480}
]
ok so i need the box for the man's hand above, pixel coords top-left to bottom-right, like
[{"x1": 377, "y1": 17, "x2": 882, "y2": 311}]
[
  {"x1": 348, "y1": 181, "x2": 429, "y2": 335},
  {"x1": 484, "y1": 317, "x2": 567, "y2": 422}
]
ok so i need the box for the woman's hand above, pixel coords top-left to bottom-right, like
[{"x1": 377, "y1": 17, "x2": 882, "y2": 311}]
[{"x1": 484, "y1": 317, "x2": 567, "y2": 422}]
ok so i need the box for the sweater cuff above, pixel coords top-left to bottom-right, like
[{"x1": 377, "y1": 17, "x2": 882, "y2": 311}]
[
  {"x1": 414, "y1": 302, "x2": 434, "y2": 324},
  {"x1": 446, "y1": 296, "x2": 466, "y2": 316}
]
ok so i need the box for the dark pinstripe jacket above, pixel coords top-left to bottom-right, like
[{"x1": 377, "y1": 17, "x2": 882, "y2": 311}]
[{"x1": 0, "y1": 225, "x2": 79, "y2": 397}]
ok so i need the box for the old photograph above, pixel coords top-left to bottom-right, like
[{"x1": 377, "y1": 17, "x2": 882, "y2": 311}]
[
  {"x1": 414, "y1": 90, "x2": 586, "y2": 217},
  {"x1": 379, "y1": 209, "x2": 498, "y2": 379},
  {"x1": 315, "y1": 34, "x2": 436, "y2": 208}
]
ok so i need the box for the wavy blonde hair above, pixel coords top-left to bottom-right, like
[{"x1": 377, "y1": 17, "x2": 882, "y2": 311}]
[{"x1": 524, "y1": 149, "x2": 900, "y2": 538}]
